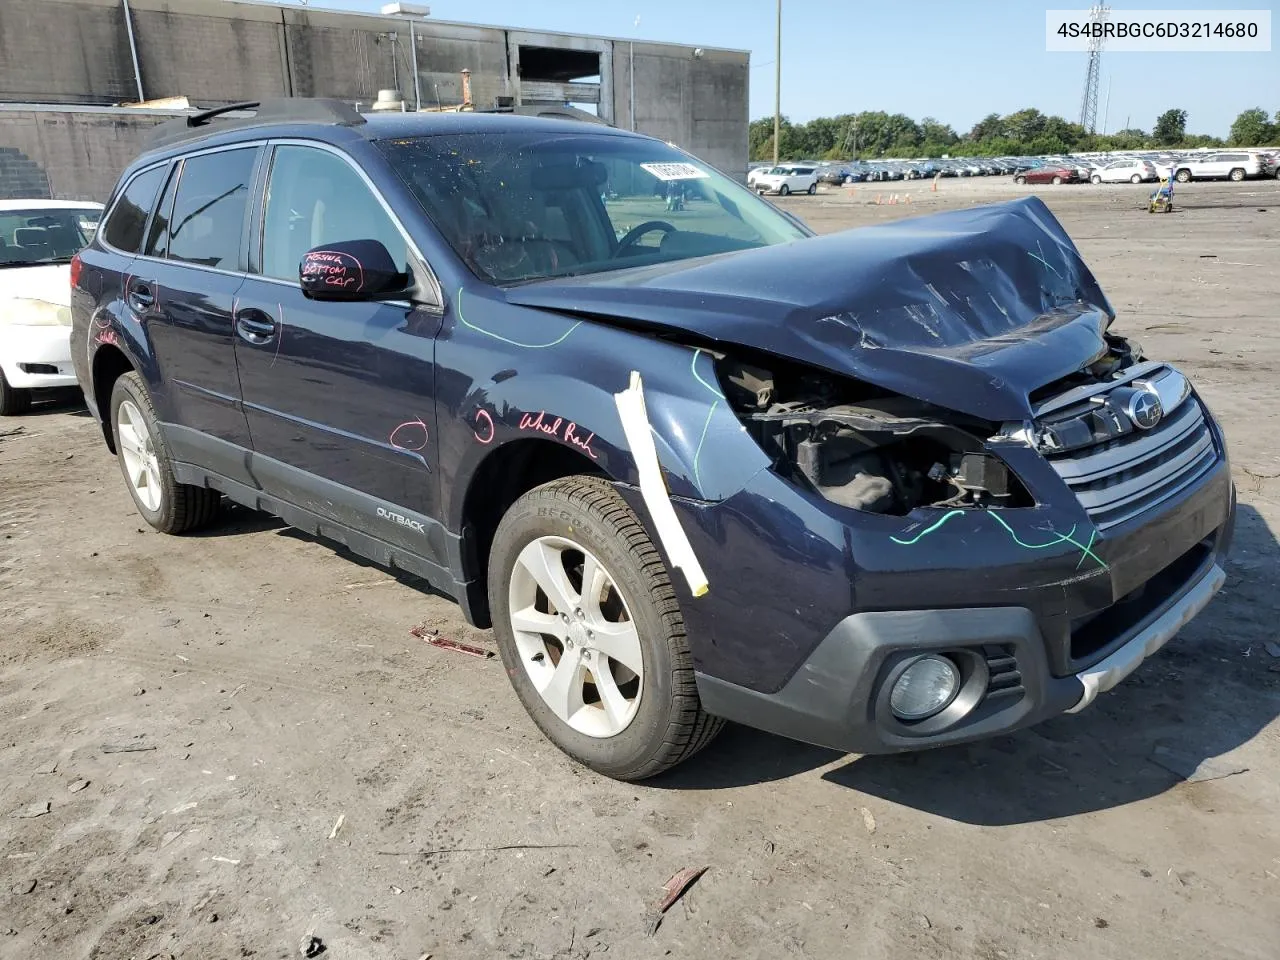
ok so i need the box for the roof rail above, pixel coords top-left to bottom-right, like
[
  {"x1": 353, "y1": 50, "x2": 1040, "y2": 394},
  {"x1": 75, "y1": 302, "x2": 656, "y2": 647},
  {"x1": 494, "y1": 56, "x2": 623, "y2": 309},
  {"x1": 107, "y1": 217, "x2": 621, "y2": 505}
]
[{"x1": 145, "y1": 98, "x2": 366, "y2": 151}]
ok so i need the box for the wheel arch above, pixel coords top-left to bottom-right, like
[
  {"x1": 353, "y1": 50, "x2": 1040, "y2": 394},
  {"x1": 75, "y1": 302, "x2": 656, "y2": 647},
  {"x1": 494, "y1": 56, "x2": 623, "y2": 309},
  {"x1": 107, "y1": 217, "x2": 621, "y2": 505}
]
[
  {"x1": 91, "y1": 343, "x2": 136, "y2": 454},
  {"x1": 458, "y1": 437, "x2": 606, "y2": 627}
]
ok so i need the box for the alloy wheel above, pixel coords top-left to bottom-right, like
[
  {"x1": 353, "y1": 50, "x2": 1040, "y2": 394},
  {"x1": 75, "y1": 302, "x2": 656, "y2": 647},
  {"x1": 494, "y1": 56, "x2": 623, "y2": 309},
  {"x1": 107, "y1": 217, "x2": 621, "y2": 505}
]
[
  {"x1": 509, "y1": 536, "x2": 644, "y2": 738},
  {"x1": 116, "y1": 399, "x2": 163, "y2": 512}
]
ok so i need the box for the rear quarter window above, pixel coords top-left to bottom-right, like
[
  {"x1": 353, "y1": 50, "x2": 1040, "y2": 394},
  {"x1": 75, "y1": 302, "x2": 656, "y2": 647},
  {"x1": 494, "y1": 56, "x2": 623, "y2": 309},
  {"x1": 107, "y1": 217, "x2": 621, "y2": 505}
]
[{"x1": 102, "y1": 166, "x2": 166, "y2": 253}]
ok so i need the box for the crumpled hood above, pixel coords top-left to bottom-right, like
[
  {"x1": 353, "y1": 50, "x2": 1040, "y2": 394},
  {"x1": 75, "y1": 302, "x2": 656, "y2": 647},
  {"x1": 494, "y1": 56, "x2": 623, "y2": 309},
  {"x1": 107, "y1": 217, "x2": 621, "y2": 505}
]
[
  {"x1": 504, "y1": 196, "x2": 1114, "y2": 421},
  {"x1": 0, "y1": 264, "x2": 72, "y2": 307}
]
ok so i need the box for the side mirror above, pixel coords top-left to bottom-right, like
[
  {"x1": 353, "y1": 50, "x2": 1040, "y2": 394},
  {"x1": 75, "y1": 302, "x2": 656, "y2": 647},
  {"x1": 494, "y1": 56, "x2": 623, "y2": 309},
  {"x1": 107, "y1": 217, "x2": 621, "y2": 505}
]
[{"x1": 299, "y1": 239, "x2": 406, "y2": 302}]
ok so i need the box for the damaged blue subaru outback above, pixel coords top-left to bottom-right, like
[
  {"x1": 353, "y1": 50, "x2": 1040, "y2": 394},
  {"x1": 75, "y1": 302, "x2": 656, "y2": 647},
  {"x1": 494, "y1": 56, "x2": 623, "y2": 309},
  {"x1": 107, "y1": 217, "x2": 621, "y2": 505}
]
[{"x1": 72, "y1": 101, "x2": 1233, "y2": 780}]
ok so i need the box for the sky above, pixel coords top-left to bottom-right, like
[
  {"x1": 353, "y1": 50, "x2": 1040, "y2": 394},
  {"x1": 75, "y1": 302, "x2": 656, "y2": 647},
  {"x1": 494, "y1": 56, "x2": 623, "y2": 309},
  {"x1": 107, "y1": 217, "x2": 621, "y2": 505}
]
[{"x1": 295, "y1": 0, "x2": 1277, "y2": 137}]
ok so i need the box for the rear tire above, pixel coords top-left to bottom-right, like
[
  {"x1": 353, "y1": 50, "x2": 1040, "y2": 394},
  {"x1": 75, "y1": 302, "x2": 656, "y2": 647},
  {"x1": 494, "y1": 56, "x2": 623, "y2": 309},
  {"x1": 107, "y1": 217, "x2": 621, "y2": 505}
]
[
  {"x1": 1130, "y1": 174, "x2": 1141, "y2": 184},
  {"x1": 488, "y1": 476, "x2": 723, "y2": 781},
  {"x1": 0, "y1": 369, "x2": 32, "y2": 416},
  {"x1": 807, "y1": 182, "x2": 817, "y2": 195},
  {"x1": 1229, "y1": 168, "x2": 1245, "y2": 182},
  {"x1": 1175, "y1": 169, "x2": 1191, "y2": 182},
  {"x1": 1091, "y1": 174, "x2": 1102, "y2": 184},
  {"x1": 110, "y1": 372, "x2": 221, "y2": 534}
]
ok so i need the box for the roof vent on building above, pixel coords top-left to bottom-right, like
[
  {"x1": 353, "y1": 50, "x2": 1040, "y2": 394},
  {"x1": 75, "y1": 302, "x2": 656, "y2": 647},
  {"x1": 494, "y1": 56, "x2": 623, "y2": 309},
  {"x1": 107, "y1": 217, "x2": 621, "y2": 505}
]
[{"x1": 371, "y1": 89, "x2": 407, "y2": 112}]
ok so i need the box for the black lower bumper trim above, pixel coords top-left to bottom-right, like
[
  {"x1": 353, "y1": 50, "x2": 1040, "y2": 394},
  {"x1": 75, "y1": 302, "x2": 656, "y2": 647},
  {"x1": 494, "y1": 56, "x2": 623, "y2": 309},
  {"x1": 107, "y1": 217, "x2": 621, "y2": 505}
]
[{"x1": 697, "y1": 607, "x2": 1086, "y2": 755}]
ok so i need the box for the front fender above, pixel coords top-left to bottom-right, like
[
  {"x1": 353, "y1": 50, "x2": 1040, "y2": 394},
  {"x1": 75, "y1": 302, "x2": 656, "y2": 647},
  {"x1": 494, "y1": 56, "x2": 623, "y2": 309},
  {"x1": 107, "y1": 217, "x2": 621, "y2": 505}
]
[{"x1": 437, "y1": 289, "x2": 772, "y2": 533}]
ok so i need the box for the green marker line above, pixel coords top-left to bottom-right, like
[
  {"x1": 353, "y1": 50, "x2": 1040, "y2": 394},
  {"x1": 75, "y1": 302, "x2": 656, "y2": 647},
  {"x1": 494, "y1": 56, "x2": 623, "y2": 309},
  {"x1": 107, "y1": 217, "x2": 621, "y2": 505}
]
[
  {"x1": 691, "y1": 399, "x2": 718, "y2": 491},
  {"x1": 890, "y1": 509, "x2": 966, "y2": 545},
  {"x1": 691, "y1": 348, "x2": 726, "y2": 399},
  {"x1": 891, "y1": 509, "x2": 1109, "y2": 571},
  {"x1": 1029, "y1": 241, "x2": 1064, "y2": 279},
  {"x1": 990, "y1": 512, "x2": 1108, "y2": 571},
  {"x1": 455, "y1": 287, "x2": 582, "y2": 349}
]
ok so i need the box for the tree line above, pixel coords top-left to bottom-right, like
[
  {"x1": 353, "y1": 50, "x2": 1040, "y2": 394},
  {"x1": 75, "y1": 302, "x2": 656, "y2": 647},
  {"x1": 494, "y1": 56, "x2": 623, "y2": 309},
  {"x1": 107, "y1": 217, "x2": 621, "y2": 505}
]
[{"x1": 749, "y1": 107, "x2": 1280, "y2": 161}]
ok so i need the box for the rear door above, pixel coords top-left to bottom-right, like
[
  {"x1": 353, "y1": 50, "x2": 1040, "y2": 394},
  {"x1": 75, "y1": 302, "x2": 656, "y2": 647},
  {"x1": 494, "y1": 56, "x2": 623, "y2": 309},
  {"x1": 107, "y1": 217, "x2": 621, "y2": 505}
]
[
  {"x1": 134, "y1": 145, "x2": 259, "y2": 481},
  {"x1": 232, "y1": 141, "x2": 447, "y2": 563},
  {"x1": 1198, "y1": 154, "x2": 1224, "y2": 178}
]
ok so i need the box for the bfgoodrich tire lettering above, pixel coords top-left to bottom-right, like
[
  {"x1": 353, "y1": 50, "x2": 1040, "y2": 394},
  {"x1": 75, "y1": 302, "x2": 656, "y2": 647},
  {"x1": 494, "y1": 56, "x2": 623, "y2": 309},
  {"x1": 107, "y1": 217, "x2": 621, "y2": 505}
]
[
  {"x1": 488, "y1": 476, "x2": 723, "y2": 780},
  {"x1": 110, "y1": 372, "x2": 221, "y2": 534}
]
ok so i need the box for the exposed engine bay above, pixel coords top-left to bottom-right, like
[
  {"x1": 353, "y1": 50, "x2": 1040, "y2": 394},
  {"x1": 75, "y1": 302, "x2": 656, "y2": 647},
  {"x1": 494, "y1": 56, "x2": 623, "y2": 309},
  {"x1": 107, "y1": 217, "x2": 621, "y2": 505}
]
[{"x1": 714, "y1": 335, "x2": 1145, "y2": 516}]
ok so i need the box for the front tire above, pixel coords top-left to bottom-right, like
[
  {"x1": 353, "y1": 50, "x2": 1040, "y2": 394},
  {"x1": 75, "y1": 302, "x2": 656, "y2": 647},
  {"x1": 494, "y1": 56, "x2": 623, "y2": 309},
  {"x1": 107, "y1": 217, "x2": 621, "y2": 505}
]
[
  {"x1": 1014, "y1": 176, "x2": 1026, "y2": 185},
  {"x1": 0, "y1": 368, "x2": 32, "y2": 416},
  {"x1": 488, "y1": 476, "x2": 723, "y2": 780},
  {"x1": 778, "y1": 184, "x2": 790, "y2": 196},
  {"x1": 1051, "y1": 175, "x2": 1063, "y2": 185},
  {"x1": 110, "y1": 372, "x2": 221, "y2": 534},
  {"x1": 1176, "y1": 169, "x2": 1191, "y2": 182}
]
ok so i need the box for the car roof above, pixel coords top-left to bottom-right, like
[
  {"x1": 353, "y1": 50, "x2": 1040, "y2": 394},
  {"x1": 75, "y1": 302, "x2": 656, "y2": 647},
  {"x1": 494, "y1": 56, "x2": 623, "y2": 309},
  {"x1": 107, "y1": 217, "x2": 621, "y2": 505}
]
[
  {"x1": 0, "y1": 199, "x2": 104, "y2": 211},
  {"x1": 135, "y1": 102, "x2": 643, "y2": 170}
]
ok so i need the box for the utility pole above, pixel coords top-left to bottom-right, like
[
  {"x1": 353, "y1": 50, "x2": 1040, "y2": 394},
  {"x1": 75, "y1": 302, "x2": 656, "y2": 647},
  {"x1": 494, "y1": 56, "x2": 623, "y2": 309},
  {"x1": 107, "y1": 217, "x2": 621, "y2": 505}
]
[
  {"x1": 1078, "y1": 3, "x2": 1109, "y2": 134},
  {"x1": 772, "y1": 0, "x2": 781, "y2": 165},
  {"x1": 1101, "y1": 74, "x2": 1111, "y2": 135}
]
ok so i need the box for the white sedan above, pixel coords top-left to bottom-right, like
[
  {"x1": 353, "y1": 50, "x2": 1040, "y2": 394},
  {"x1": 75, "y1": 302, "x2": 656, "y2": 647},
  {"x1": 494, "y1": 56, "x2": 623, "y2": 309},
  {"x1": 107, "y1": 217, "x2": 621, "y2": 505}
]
[
  {"x1": 1, "y1": 199, "x2": 103, "y2": 415},
  {"x1": 1090, "y1": 158, "x2": 1158, "y2": 184}
]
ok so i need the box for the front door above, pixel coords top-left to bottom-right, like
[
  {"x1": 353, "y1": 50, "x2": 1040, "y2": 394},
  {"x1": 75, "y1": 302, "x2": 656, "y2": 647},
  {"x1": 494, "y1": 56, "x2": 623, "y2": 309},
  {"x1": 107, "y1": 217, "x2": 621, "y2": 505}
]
[
  {"x1": 232, "y1": 143, "x2": 445, "y2": 563},
  {"x1": 137, "y1": 146, "x2": 258, "y2": 482}
]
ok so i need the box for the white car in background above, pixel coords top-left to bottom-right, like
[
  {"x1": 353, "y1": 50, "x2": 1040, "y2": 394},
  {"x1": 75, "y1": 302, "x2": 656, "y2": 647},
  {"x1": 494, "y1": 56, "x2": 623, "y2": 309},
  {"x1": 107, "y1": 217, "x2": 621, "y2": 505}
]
[
  {"x1": 0, "y1": 199, "x2": 103, "y2": 415},
  {"x1": 1174, "y1": 152, "x2": 1265, "y2": 182},
  {"x1": 1090, "y1": 158, "x2": 1158, "y2": 183},
  {"x1": 753, "y1": 164, "x2": 819, "y2": 196}
]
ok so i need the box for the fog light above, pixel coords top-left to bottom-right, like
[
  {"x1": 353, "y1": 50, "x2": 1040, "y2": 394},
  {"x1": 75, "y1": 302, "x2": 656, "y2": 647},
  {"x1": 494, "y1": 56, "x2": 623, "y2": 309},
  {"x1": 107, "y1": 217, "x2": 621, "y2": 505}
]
[{"x1": 890, "y1": 655, "x2": 960, "y2": 721}]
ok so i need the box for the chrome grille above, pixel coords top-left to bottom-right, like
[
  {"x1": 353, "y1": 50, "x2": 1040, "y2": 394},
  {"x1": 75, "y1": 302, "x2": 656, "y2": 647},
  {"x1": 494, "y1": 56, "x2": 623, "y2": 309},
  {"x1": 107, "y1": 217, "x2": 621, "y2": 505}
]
[{"x1": 1038, "y1": 367, "x2": 1219, "y2": 530}]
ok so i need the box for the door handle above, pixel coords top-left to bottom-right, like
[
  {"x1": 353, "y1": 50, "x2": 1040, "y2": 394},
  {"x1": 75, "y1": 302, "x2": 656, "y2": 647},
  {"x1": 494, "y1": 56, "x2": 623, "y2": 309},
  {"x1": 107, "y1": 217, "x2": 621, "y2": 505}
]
[
  {"x1": 235, "y1": 309, "x2": 277, "y2": 345},
  {"x1": 126, "y1": 281, "x2": 155, "y2": 312}
]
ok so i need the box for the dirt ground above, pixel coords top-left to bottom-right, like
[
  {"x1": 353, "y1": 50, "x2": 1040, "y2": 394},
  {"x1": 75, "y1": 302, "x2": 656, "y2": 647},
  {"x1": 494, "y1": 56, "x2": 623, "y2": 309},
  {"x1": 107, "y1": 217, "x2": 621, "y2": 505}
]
[{"x1": 2, "y1": 177, "x2": 1279, "y2": 960}]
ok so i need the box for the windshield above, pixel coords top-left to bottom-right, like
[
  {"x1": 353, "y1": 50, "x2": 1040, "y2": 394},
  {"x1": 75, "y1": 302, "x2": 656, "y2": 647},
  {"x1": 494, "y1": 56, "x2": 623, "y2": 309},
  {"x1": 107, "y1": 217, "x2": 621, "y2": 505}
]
[
  {"x1": 377, "y1": 132, "x2": 808, "y2": 284},
  {"x1": 0, "y1": 207, "x2": 101, "y2": 266}
]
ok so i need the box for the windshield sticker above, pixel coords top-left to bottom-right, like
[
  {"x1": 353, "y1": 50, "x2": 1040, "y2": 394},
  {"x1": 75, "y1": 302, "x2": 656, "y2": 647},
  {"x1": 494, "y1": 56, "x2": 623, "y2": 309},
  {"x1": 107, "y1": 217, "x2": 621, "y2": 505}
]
[{"x1": 641, "y1": 162, "x2": 710, "y2": 181}]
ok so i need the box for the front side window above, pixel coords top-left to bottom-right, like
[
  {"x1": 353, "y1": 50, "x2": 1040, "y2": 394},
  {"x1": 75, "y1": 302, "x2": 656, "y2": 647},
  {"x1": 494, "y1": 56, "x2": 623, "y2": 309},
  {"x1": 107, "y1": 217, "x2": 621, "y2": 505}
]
[
  {"x1": 167, "y1": 148, "x2": 257, "y2": 270},
  {"x1": 260, "y1": 145, "x2": 407, "y2": 282},
  {"x1": 0, "y1": 206, "x2": 102, "y2": 266},
  {"x1": 378, "y1": 132, "x2": 809, "y2": 285},
  {"x1": 103, "y1": 166, "x2": 165, "y2": 254}
]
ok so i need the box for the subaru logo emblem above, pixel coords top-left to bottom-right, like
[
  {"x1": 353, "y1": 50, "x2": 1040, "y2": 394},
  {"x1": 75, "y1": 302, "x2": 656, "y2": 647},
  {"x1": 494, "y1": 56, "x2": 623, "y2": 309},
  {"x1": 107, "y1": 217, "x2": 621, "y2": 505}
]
[{"x1": 1127, "y1": 390, "x2": 1163, "y2": 430}]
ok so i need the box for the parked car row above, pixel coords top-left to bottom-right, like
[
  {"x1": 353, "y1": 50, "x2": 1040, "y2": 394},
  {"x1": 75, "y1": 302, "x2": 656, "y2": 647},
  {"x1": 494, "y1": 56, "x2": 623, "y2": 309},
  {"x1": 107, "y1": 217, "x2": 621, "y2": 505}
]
[{"x1": 747, "y1": 148, "x2": 1280, "y2": 191}]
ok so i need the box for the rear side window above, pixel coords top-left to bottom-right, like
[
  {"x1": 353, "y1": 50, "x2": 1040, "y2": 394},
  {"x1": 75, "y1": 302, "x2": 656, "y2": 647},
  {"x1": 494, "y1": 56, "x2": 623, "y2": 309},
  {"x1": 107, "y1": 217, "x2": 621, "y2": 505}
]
[
  {"x1": 102, "y1": 166, "x2": 165, "y2": 253},
  {"x1": 167, "y1": 148, "x2": 257, "y2": 270}
]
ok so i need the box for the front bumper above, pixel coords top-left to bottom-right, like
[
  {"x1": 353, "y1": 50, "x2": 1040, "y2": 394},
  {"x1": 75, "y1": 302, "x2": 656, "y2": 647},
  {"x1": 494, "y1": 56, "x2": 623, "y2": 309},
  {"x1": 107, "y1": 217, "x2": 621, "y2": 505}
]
[
  {"x1": 659, "y1": 411, "x2": 1235, "y2": 754},
  {"x1": 696, "y1": 555, "x2": 1225, "y2": 754},
  {"x1": 0, "y1": 325, "x2": 76, "y2": 389}
]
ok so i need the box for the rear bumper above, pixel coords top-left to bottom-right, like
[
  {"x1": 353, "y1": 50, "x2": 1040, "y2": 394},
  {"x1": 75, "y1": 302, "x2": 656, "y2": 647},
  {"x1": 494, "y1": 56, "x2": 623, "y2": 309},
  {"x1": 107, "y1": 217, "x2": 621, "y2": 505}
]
[
  {"x1": 0, "y1": 325, "x2": 76, "y2": 389},
  {"x1": 696, "y1": 554, "x2": 1227, "y2": 755}
]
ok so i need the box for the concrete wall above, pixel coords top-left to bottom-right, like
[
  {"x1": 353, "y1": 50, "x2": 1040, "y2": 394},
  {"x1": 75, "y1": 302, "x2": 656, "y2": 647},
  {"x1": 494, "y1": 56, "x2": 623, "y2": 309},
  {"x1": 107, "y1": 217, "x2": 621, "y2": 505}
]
[
  {"x1": 0, "y1": 107, "x2": 176, "y2": 201},
  {"x1": 0, "y1": 0, "x2": 749, "y2": 197},
  {"x1": 613, "y1": 42, "x2": 749, "y2": 178}
]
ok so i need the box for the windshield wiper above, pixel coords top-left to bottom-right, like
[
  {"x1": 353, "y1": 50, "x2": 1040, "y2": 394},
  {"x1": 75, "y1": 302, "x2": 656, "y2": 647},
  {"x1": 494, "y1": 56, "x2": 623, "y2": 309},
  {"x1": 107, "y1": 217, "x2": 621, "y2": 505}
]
[{"x1": 0, "y1": 258, "x2": 71, "y2": 268}]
